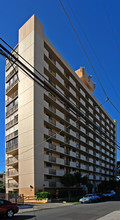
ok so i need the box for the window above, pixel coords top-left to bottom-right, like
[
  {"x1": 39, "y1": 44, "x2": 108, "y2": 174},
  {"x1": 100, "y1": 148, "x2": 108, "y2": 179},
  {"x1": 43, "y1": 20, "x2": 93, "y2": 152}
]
[
  {"x1": 60, "y1": 154, "x2": 64, "y2": 159},
  {"x1": 0, "y1": 200, "x2": 4, "y2": 205},
  {"x1": 46, "y1": 163, "x2": 52, "y2": 167},
  {"x1": 76, "y1": 162, "x2": 79, "y2": 167},
  {"x1": 46, "y1": 176, "x2": 52, "y2": 179}
]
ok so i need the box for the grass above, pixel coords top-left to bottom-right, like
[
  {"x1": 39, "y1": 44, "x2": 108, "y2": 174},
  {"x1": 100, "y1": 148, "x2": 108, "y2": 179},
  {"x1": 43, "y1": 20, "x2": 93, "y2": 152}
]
[{"x1": 72, "y1": 202, "x2": 80, "y2": 205}]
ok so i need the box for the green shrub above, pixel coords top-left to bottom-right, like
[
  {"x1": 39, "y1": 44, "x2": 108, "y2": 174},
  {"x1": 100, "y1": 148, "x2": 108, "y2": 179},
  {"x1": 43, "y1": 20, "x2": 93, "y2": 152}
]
[{"x1": 36, "y1": 192, "x2": 50, "y2": 200}]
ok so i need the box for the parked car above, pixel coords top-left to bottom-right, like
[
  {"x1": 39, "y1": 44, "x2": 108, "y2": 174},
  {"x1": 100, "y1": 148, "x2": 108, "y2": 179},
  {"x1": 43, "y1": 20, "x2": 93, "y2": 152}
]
[
  {"x1": 79, "y1": 194, "x2": 100, "y2": 203},
  {"x1": 102, "y1": 190, "x2": 116, "y2": 199},
  {"x1": 0, "y1": 199, "x2": 19, "y2": 218},
  {"x1": 96, "y1": 193, "x2": 107, "y2": 202}
]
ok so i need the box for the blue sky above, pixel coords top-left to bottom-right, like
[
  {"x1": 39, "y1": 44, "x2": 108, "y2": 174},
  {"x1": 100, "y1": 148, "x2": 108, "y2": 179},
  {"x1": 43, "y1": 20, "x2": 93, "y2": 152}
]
[{"x1": 0, "y1": 0, "x2": 120, "y2": 172}]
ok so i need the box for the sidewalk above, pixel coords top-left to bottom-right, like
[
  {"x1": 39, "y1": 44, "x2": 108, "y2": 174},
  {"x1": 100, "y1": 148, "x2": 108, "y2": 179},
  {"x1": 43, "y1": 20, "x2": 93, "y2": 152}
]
[
  {"x1": 97, "y1": 210, "x2": 120, "y2": 220},
  {"x1": 18, "y1": 202, "x2": 72, "y2": 213}
]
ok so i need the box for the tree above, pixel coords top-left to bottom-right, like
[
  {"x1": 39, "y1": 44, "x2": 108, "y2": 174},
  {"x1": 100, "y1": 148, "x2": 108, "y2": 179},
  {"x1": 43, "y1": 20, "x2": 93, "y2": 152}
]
[
  {"x1": 61, "y1": 173, "x2": 76, "y2": 200},
  {"x1": 81, "y1": 175, "x2": 89, "y2": 186},
  {"x1": 61, "y1": 173, "x2": 75, "y2": 187},
  {"x1": 74, "y1": 172, "x2": 82, "y2": 186},
  {"x1": 0, "y1": 181, "x2": 5, "y2": 193}
]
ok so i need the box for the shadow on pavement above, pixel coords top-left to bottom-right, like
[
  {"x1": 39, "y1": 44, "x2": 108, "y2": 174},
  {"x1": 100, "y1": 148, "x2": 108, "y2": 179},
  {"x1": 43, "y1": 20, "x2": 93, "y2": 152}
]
[{"x1": 1, "y1": 215, "x2": 36, "y2": 220}]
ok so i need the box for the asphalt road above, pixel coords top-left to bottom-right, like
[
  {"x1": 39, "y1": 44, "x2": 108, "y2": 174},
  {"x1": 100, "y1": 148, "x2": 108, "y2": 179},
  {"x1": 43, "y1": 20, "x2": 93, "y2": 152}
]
[{"x1": 3, "y1": 201, "x2": 120, "y2": 220}]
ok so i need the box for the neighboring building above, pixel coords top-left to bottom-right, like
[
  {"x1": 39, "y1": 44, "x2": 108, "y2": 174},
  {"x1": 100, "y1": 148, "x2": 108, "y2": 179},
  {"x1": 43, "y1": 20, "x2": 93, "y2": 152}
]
[
  {"x1": 116, "y1": 161, "x2": 120, "y2": 180},
  {"x1": 0, "y1": 172, "x2": 5, "y2": 192},
  {"x1": 0, "y1": 172, "x2": 5, "y2": 184},
  {"x1": 5, "y1": 15, "x2": 117, "y2": 197}
]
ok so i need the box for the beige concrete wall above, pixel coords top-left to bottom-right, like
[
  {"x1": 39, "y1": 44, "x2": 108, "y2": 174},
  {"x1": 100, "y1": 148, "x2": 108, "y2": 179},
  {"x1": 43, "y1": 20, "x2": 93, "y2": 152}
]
[
  {"x1": 18, "y1": 15, "x2": 35, "y2": 196},
  {"x1": 34, "y1": 24, "x2": 45, "y2": 190},
  {"x1": 18, "y1": 15, "x2": 45, "y2": 196}
]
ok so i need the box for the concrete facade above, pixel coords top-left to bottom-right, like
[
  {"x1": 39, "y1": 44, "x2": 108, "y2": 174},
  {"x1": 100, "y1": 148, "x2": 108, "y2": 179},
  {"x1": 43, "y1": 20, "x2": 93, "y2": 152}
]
[{"x1": 5, "y1": 15, "x2": 117, "y2": 197}]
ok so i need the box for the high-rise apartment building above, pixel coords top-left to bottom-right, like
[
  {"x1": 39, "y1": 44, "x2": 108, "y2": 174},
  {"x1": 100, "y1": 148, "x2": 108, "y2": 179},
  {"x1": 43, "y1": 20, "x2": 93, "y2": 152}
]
[{"x1": 5, "y1": 15, "x2": 117, "y2": 197}]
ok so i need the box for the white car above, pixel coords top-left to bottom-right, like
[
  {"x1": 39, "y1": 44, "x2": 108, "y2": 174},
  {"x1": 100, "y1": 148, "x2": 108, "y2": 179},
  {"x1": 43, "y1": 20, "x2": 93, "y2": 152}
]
[{"x1": 79, "y1": 194, "x2": 99, "y2": 203}]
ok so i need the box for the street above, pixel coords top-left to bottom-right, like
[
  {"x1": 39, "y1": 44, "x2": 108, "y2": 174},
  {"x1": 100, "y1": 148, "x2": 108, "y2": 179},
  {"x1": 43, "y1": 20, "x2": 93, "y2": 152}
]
[{"x1": 11, "y1": 200, "x2": 120, "y2": 220}]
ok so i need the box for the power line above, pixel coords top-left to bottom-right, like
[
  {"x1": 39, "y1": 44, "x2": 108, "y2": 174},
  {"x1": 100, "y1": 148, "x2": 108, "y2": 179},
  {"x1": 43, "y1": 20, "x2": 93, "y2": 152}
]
[
  {"x1": 0, "y1": 44, "x2": 118, "y2": 175},
  {"x1": 102, "y1": 0, "x2": 120, "y2": 53},
  {"x1": 0, "y1": 41, "x2": 118, "y2": 147},
  {"x1": 66, "y1": 0, "x2": 120, "y2": 102},
  {"x1": 0, "y1": 43, "x2": 118, "y2": 150},
  {"x1": 58, "y1": 0, "x2": 120, "y2": 114},
  {"x1": 1, "y1": 36, "x2": 120, "y2": 117}
]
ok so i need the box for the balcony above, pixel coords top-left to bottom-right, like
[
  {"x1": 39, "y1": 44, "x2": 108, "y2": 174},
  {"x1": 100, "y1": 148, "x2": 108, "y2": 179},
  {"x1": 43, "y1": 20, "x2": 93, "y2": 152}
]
[
  {"x1": 64, "y1": 149, "x2": 70, "y2": 155},
  {"x1": 49, "y1": 130, "x2": 56, "y2": 138},
  {"x1": 6, "y1": 156, "x2": 18, "y2": 166},
  {"x1": 49, "y1": 143, "x2": 56, "y2": 151},
  {"x1": 49, "y1": 156, "x2": 56, "y2": 163},
  {"x1": 6, "y1": 91, "x2": 18, "y2": 106},
  {"x1": 64, "y1": 160, "x2": 70, "y2": 166},
  {"x1": 6, "y1": 104, "x2": 18, "y2": 118},
  {"x1": 56, "y1": 158, "x2": 64, "y2": 165},
  {"x1": 56, "y1": 145, "x2": 64, "y2": 154},
  {"x1": 49, "y1": 106, "x2": 56, "y2": 113},
  {"x1": 49, "y1": 169, "x2": 56, "y2": 175},
  {"x1": 45, "y1": 143, "x2": 65, "y2": 154},
  {"x1": 7, "y1": 183, "x2": 18, "y2": 188},
  {"x1": 6, "y1": 115, "x2": 18, "y2": 130},
  {"x1": 49, "y1": 118, "x2": 56, "y2": 126},
  {"x1": 70, "y1": 162, "x2": 76, "y2": 168},
  {"x1": 48, "y1": 93, "x2": 56, "y2": 102},
  {"x1": 69, "y1": 140, "x2": 76, "y2": 148},
  {"x1": 6, "y1": 67, "x2": 18, "y2": 82},
  {"x1": 49, "y1": 182, "x2": 56, "y2": 188},
  {"x1": 7, "y1": 169, "x2": 18, "y2": 177},
  {"x1": 70, "y1": 130, "x2": 76, "y2": 137},
  {"x1": 80, "y1": 164, "x2": 86, "y2": 170},
  {"x1": 6, "y1": 143, "x2": 18, "y2": 154},
  {"x1": 80, "y1": 136, "x2": 86, "y2": 143},
  {"x1": 6, "y1": 130, "x2": 18, "y2": 142},
  {"x1": 6, "y1": 78, "x2": 18, "y2": 96},
  {"x1": 70, "y1": 151, "x2": 76, "y2": 158},
  {"x1": 44, "y1": 168, "x2": 65, "y2": 177}
]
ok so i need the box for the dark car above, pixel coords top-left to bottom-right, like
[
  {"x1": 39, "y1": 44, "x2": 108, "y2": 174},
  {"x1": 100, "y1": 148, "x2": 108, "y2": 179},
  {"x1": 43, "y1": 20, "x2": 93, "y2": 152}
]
[
  {"x1": 102, "y1": 190, "x2": 116, "y2": 199},
  {"x1": 96, "y1": 193, "x2": 107, "y2": 202},
  {"x1": 0, "y1": 199, "x2": 19, "y2": 218}
]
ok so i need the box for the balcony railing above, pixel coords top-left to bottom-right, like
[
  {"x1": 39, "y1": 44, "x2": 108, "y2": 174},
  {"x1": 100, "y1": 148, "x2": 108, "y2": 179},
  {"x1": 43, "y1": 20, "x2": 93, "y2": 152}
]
[
  {"x1": 6, "y1": 78, "x2": 18, "y2": 94},
  {"x1": 49, "y1": 169, "x2": 56, "y2": 175},
  {"x1": 49, "y1": 54, "x2": 56, "y2": 65},
  {"x1": 5, "y1": 66, "x2": 18, "y2": 79},
  {"x1": 7, "y1": 169, "x2": 18, "y2": 177},
  {"x1": 6, "y1": 104, "x2": 18, "y2": 118},
  {"x1": 49, "y1": 130, "x2": 56, "y2": 138},
  {"x1": 6, "y1": 91, "x2": 18, "y2": 106},
  {"x1": 49, "y1": 106, "x2": 56, "y2": 113},
  {"x1": 48, "y1": 93, "x2": 56, "y2": 101},
  {"x1": 64, "y1": 149, "x2": 70, "y2": 155},
  {"x1": 64, "y1": 160, "x2": 70, "y2": 166},
  {"x1": 7, "y1": 183, "x2": 18, "y2": 188},
  {"x1": 6, "y1": 143, "x2": 18, "y2": 153},
  {"x1": 49, "y1": 143, "x2": 56, "y2": 150},
  {"x1": 6, "y1": 116, "x2": 18, "y2": 130},
  {"x1": 49, "y1": 119, "x2": 56, "y2": 126},
  {"x1": 49, "y1": 182, "x2": 56, "y2": 187},
  {"x1": 7, "y1": 156, "x2": 18, "y2": 165},
  {"x1": 49, "y1": 156, "x2": 56, "y2": 163},
  {"x1": 6, "y1": 130, "x2": 18, "y2": 142}
]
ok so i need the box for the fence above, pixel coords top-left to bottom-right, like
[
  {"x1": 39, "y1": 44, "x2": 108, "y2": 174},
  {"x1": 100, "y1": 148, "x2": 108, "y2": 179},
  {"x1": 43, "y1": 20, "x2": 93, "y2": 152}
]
[{"x1": 0, "y1": 193, "x2": 24, "y2": 204}]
